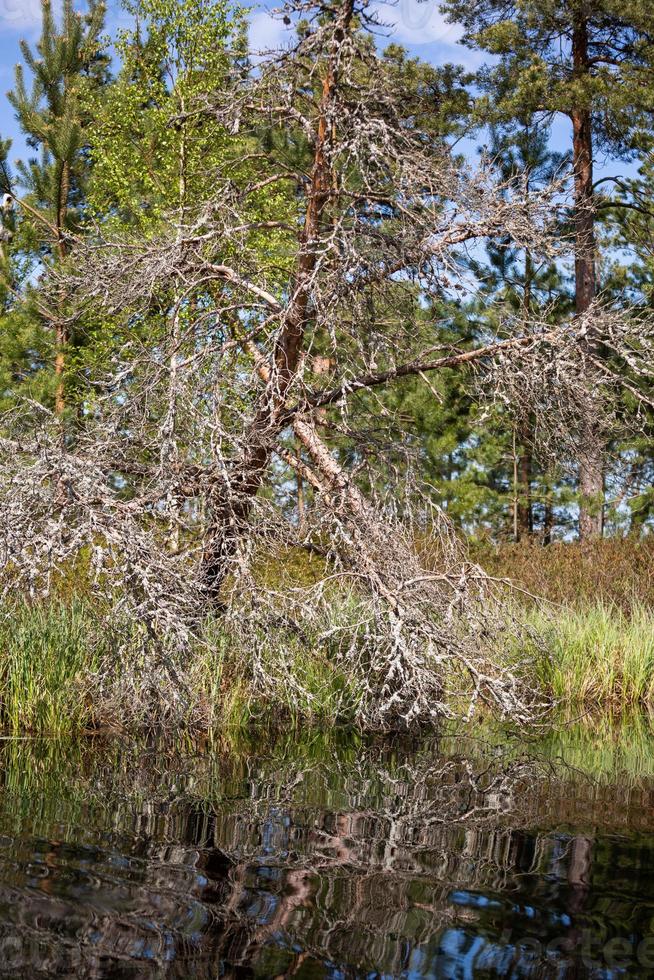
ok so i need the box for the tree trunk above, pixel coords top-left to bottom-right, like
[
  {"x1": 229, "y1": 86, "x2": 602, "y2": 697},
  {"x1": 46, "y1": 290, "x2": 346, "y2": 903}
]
[
  {"x1": 572, "y1": 18, "x2": 603, "y2": 540},
  {"x1": 515, "y1": 255, "x2": 533, "y2": 543},
  {"x1": 516, "y1": 451, "x2": 532, "y2": 541},
  {"x1": 201, "y1": 1, "x2": 354, "y2": 601},
  {"x1": 296, "y1": 470, "x2": 306, "y2": 530},
  {"x1": 54, "y1": 160, "x2": 70, "y2": 417},
  {"x1": 542, "y1": 495, "x2": 553, "y2": 545}
]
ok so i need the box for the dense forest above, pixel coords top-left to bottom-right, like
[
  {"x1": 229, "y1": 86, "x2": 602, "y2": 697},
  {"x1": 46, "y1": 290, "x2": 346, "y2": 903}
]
[{"x1": 0, "y1": 0, "x2": 653, "y2": 733}]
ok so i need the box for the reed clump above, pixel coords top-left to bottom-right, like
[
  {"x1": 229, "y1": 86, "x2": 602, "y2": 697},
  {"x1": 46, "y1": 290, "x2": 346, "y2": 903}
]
[
  {"x1": 0, "y1": 600, "x2": 107, "y2": 734},
  {"x1": 472, "y1": 537, "x2": 654, "y2": 710},
  {"x1": 528, "y1": 601, "x2": 654, "y2": 710},
  {"x1": 0, "y1": 596, "x2": 365, "y2": 735}
]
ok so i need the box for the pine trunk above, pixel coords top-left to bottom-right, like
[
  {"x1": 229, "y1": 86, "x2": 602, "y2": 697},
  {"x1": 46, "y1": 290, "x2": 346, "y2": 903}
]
[
  {"x1": 54, "y1": 160, "x2": 71, "y2": 416},
  {"x1": 201, "y1": 2, "x2": 354, "y2": 601},
  {"x1": 542, "y1": 496, "x2": 553, "y2": 545},
  {"x1": 572, "y1": 18, "x2": 603, "y2": 540},
  {"x1": 516, "y1": 452, "x2": 532, "y2": 541}
]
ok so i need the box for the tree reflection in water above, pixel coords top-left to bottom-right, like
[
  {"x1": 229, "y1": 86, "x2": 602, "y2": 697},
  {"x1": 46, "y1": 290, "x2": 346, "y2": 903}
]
[{"x1": 0, "y1": 727, "x2": 652, "y2": 977}]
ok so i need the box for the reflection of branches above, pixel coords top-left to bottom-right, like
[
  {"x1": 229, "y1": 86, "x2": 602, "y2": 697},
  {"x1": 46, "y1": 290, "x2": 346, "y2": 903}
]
[{"x1": 0, "y1": 732, "x2": 648, "y2": 977}]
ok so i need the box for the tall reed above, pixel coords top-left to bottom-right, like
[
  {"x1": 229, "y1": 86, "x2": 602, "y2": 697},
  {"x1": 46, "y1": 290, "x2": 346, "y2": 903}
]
[
  {"x1": 0, "y1": 601, "x2": 103, "y2": 734},
  {"x1": 531, "y1": 601, "x2": 654, "y2": 709}
]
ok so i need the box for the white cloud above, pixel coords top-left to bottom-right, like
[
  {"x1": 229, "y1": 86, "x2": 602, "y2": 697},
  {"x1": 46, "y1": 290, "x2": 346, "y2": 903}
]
[
  {"x1": 0, "y1": 0, "x2": 128, "y2": 37},
  {"x1": 371, "y1": 1, "x2": 483, "y2": 68},
  {"x1": 374, "y1": 0, "x2": 463, "y2": 46},
  {"x1": 248, "y1": 10, "x2": 293, "y2": 57},
  {"x1": 245, "y1": 2, "x2": 481, "y2": 68},
  {"x1": 0, "y1": 0, "x2": 46, "y2": 33}
]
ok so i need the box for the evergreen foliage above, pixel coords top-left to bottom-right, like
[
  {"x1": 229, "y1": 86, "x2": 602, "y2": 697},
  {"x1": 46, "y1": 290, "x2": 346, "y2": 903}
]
[
  {"x1": 0, "y1": 0, "x2": 652, "y2": 537},
  {"x1": 0, "y1": 0, "x2": 109, "y2": 413}
]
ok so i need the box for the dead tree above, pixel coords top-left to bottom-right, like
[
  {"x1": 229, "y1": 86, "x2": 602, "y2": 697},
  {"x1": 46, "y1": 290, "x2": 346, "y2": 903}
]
[{"x1": 1, "y1": 0, "x2": 653, "y2": 729}]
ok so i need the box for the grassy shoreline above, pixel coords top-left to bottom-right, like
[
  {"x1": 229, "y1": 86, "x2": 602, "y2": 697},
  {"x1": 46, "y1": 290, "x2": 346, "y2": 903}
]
[
  {"x1": 0, "y1": 597, "x2": 651, "y2": 735},
  {"x1": 528, "y1": 602, "x2": 654, "y2": 710},
  {"x1": 1, "y1": 539, "x2": 653, "y2": 735}
]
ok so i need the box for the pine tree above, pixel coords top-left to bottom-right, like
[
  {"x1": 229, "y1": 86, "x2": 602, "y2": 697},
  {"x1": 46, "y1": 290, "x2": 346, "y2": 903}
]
[
  {"x1": 596, "y1": 153, "x2": 654, "y2": 532},
  {"x1": 441, "y1": 0, "x2": 654, "y2": 539},
  {"x1": 467, "y1": 120, "x2": 572, "y2": 541},
  {"x1": 382, "y1": 122, "x2": 574, "y2": 543},
  {"x1": 5, "y1": 0, "x2": 108, "y2": 414}
]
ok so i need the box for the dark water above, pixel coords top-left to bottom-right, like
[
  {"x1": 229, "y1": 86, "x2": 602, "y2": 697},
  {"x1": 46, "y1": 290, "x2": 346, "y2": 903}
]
[{"x1": 1, "y1": 720, "x2": 654, "y2": 978}]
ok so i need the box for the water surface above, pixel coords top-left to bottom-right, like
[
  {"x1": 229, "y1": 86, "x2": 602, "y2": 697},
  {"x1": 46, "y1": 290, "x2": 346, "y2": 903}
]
[{"x1": 0, "y1": 719, "x2": 653, "y2": 977}]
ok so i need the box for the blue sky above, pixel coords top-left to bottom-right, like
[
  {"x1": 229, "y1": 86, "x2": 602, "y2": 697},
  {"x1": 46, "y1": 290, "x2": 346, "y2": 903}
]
[
  {"x1": 0, "y1": 0, "x2": 131, "y2": 154},
  {"x1": 0, "y1": 0, "x2": 631, "y2": 184}
]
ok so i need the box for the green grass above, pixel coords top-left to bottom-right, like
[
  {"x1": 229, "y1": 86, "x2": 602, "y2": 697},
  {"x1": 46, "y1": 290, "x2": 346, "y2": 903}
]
[
  {"x1": 529, "y1": 601, "x2": 654, "y2": 709},
  {"x1": 193, "y1": 609, "x2": 365, "y2": 731},
  {"x1": 2, "y1": 592, "x2": 654, "y2": 735},
  {"x1": 0, "y1": 601, "x2": 105, "y2": 734},
  {"x1": 0, "y1": 597, "x2": 367, "y2": 736}
]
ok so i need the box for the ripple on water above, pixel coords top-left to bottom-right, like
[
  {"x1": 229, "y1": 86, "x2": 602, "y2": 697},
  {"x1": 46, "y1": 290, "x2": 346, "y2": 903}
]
[{"x1": 0, "y1": 723, "x2": 652, "y2": 977}]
